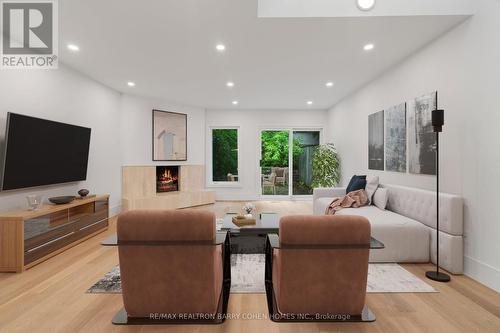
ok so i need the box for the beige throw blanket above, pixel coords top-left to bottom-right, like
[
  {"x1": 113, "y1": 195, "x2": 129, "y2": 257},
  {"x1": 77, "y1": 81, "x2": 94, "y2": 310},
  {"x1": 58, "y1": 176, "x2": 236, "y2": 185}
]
[{"x1": 325, "y1": 189, "x2": 369, "y2": 215}]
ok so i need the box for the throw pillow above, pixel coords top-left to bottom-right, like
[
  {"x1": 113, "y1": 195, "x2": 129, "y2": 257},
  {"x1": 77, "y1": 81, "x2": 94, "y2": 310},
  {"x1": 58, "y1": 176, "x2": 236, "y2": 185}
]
[
  {"x1": 348, "y1": 178, "x2": 367, "y2": 193},
  {"x1": 373, "y1": 188, "x2": 388, "y2": 210},
  {"x1": 365, "y1": 176, "x2": 379, "y2": 204},
  {"x1": 346, "y1": 175, "x2": 366, "y2": 193}
]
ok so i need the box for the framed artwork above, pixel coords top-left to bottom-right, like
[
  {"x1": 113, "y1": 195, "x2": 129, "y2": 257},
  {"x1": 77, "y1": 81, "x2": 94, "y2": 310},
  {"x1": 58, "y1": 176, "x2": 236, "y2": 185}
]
[
  {"x1": 368, "y1": 110, "x2": 384, "y2": 170},
  {"x1": 385, "y1": 102, "x2": 407, "y2": 172},
  {"x1": 152, "y1": 109, "x2": 187, "y2": 161},
  {"x1": 408, "y1": 92, "x2": 437, "y2": 175}
]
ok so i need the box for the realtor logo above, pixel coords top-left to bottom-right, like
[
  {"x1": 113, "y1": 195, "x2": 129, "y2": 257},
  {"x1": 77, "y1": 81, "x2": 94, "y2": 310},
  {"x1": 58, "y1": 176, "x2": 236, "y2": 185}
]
[{"x1": 1, "y1": 0, "x2": 58, "y2": 69}]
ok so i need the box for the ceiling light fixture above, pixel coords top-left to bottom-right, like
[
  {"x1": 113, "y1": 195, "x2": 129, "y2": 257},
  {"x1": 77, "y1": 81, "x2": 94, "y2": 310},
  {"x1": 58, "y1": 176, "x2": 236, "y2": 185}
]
[
  {"x1": 307, "y1": 101, "x2": 313, "y2": 105},
  {"x1": 363, "y1": 43, "x2": 375, "y2": 51},
  {"x1": 226, "y1": 81, "x2": 234, "y2": 88},
  {"x1": 357, "y1": 0, "x2": 376, "y2": 11},
  {"x1": 326, "y1": 81, "x2": 334, "y2": 87},
  {"x1": 216, "y1": 44, "x2": 226, "y2": 52},
  {"x1": 232, "y1": 100, "x2": 239, "y2": 105},
  {"x1": 67, "y1": 44, "x2": 79, "y2": 51},
  {"x1": 127, "y1": 81, "x2": 136, "y2": 87}
]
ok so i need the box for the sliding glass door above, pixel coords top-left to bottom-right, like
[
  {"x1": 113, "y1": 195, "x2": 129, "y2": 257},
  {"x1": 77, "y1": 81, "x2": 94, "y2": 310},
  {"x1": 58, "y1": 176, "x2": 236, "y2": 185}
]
[
  {"x1": 292, "y1": 131, "x2": 320, "y2": 195},
  {"x1": 260, "y1": 129, "x2": 320, "y2": 197},
  {"x1": 260, "y1": 130, "x2": 290, "y2": 196}
]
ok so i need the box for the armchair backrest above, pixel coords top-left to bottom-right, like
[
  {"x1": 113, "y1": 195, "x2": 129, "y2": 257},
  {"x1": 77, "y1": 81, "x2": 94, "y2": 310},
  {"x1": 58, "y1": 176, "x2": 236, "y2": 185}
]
[
  {"x1": 274, "y1": 215, "x2": 370, "y2": 315},
  {"x1": 117, "y1": 210, "x2": 223, "y2": 318}
]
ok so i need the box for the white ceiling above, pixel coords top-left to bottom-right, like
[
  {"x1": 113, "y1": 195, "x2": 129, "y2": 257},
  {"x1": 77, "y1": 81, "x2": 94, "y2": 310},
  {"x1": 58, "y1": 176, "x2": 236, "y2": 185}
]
[{"x1": 59, "y1": 0, "x2": 469, "y2": 110}]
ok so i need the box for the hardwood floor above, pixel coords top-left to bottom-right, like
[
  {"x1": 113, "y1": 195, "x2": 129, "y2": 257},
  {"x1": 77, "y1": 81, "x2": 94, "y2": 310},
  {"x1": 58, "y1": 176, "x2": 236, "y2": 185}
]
[{"x1": 1, "y1": 201, "x2": 499, "y2": 333}]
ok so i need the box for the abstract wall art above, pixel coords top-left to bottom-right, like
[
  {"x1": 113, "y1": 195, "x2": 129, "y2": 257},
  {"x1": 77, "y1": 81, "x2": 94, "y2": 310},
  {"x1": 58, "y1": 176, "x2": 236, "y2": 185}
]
[
  {"x1": 408, "y1": 92, "x2": 437, "y2": 175},
  {"x1": 385, "y1": 103, "x2": 407, "y2": 173},
  {"x1": 368, "y1": 110, "x2": 384, "y2": 170}
]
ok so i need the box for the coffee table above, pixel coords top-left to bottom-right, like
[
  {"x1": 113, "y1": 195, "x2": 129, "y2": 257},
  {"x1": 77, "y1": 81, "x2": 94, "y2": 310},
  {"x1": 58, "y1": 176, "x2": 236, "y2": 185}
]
[{"x1": 221, "y1": 213, "x2": 279, "y2": 253}]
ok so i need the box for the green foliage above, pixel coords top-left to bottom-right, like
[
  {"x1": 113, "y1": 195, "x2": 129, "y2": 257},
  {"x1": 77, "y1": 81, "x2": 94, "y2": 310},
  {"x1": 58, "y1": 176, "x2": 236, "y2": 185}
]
[
  {"x1": 212, "y1": 129, "x2": 238, "y2": 181},
  {"x1": 311, "y1": 143, "x2": 341, "y2": 188},
  {"x1": 261, "y1": 131, "x2": 302, "y2": 167}
]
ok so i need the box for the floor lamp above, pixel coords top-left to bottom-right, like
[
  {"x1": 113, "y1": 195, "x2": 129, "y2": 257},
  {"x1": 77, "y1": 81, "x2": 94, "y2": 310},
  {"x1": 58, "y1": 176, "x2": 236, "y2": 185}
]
[{"x1": 426, "y1": 109, "x2": 451, "y2": 282}]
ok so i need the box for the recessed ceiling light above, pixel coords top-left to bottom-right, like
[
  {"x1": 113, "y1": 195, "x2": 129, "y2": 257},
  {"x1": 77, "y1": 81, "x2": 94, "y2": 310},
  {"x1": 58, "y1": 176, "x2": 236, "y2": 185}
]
[
  {"x1": 127, "y1": 81, "x2": 136, "y2": 87},
  {"x1": 67, "y1": 44, "x2": 79, "y2": 51},
  {"x1": 226, "y1": 81, "x2": 234, "y2": 88},
  {"x1": 216, "y1": 44, "x2": 226, "y2": 52},
  {"x1": 307, "y1": 101, "x2": 313, "y2": 105},
  {"x1": 357, "y1": 0, "x2": 376, "y2": 11},
  {"x1": 363, "y1": 43, "x2": 375, "y2": 51},
  {"x1": 326, "y1": 81, "x2": 334, "y2": 87},
  {"x1": 232, "y1": 100, "x2": 239, "y2": 105}
]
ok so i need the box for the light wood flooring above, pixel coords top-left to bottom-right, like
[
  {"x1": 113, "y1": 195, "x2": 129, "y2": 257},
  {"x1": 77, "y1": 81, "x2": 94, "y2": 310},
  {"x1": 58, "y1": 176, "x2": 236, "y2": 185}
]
[{"x1": 1, "y1": 201, "x2": 499, "y2": 333}]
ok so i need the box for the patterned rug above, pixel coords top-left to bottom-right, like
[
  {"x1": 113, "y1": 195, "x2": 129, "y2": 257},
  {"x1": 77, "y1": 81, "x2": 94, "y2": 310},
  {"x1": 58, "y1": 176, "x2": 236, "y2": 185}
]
[{"x1": 87, "y1": 254, "x2": 436, "y2": 294}]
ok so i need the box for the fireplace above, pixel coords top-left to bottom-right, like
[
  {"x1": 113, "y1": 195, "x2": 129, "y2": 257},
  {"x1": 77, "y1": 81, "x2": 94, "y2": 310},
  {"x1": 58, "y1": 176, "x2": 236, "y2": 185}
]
[{"x1": 156, "y1": 166, "x2": 179, "y2": 193}]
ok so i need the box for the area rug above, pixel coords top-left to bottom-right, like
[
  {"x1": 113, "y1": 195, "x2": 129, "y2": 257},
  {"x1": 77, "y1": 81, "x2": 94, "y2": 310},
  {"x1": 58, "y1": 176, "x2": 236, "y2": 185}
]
[{"x1": 87, "y1": 254, "x2": 436, "y2": 294}]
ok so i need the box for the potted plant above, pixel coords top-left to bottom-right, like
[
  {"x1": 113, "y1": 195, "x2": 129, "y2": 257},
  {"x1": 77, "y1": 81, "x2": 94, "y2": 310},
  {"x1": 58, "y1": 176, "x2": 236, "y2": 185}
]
[{"x1": 311, "y1": 143, "x2": 341, "y2": 188}]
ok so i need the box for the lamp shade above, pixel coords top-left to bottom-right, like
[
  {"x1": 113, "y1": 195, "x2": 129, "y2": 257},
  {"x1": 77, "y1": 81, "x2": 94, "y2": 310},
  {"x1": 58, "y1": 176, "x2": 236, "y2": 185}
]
[{"x1": 432, "y1": 109, "x2": 444, "y2": 133}]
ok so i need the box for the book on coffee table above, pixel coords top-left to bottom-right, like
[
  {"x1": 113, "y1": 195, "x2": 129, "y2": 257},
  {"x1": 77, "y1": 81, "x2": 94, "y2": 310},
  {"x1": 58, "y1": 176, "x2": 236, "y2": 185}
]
[{"x1": 231, "y1": 215, "x2": 256, "y2": 226}]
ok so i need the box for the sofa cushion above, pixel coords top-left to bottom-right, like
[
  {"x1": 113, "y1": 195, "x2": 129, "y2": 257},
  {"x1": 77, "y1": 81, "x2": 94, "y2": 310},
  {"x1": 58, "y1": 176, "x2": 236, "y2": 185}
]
[
  {"x1": 365, "y1": 176, "x2": 379, "y2": 204},
  {"x1": 335, "y1": 206, "x2": 430, "y2": 263},
  {"x1": 373, "y1": 188, "x2": 388, "y2": 210},
  {"x1": 346, "y1": 175, "x2": 366, "y2": 193},
  {"x1": 384, "y1": 184, "x2": 463, "y2": 236},
  {"x1": 314, "y1": 197, "x2": 334, "y2": 215}
]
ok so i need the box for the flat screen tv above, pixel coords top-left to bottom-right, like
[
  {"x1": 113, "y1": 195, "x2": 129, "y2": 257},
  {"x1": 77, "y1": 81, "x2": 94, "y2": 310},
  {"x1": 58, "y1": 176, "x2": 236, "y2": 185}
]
[{"x1": 0, "y1": 113, "x2": 91, "y2": 191}]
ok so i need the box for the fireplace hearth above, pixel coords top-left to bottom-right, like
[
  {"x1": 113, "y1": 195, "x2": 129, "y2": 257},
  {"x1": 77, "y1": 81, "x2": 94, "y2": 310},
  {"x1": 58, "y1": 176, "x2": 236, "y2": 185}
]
[{"x1": 156, "y1": 166, "x2": 179, "y2": 193}]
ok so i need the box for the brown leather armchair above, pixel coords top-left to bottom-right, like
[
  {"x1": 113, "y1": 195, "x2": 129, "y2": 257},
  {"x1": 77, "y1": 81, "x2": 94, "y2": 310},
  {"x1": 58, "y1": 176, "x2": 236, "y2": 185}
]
[
  {"x1": 265, "y1": 215, "x2": 375, "y2": 322},
  {"x1": 113, "y1": 209, "x2": 231, "y2": 325}
]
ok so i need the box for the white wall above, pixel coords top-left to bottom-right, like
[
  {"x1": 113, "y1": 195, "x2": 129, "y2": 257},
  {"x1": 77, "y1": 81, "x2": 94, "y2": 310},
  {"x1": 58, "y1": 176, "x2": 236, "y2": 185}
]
[
  {"x1": 0, "y1": 65, "x2": 123, "y2": 214},
  {"x1": 327, "y1": 0, "x2": 500, "y2": 291},
  {"x1": 0, "y1": 68, "x2": 206, "y2": 216},
  {"x1": 120, "y1": 94, "x2": 205, "y2": 166},
  {"x1": 206, "y1": 109, "x2": 328, "y2": 200}
]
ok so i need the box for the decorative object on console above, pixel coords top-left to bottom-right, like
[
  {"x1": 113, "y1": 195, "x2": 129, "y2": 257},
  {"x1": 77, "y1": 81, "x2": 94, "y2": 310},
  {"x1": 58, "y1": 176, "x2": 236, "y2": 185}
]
[
  {"x1": 426, "y1": 109, "x2": 450, "y2": 283},
  {"x1": 372, "y1": 187, "x2": 388, "y2": 210},
  {"x1": 78, "y1": 189, "x2": 89, "y2": 197},
  {"x1": 385, "y1": 103, "x2": 407, "y2": 172},
  {"x1": 242, "y1": 202, "x2": 255, "y2": 218},
  {"x1": 408, "y1": 92, "x2": 437, "y2": 175},
  {"x1": 346, "y1": 175, "x2": 367, "y2": 193},
  {"x1": 26, "y1": 195, "x2": 43, "y2": 210},
  {"x1": 311, "y1": 143, "x2": 341, "y2": 188},
  {"x1": 152, "y1": 109, "x2": 187, "y2": 161},
  {"x1": 49, "y1": 196, "x2": 76, "y2": 205},
  {"x1": 156, "y1": 166, "x2": 179, "y2": 193},
  {"x1": 368, "y1": 110, "x2": 384, "y2": 170}
]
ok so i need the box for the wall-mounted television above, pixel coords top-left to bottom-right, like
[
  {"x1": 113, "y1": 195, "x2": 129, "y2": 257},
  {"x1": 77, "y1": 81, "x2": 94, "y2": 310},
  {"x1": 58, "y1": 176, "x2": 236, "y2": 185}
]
[{"x1": 0, "y1": 113, "x2": 91, "y2": 191}]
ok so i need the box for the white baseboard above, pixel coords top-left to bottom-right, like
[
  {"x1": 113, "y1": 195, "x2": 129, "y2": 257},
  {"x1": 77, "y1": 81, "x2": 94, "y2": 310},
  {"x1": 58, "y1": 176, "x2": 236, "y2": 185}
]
[
  {"x1": 109, "y1": 204, "x2": 122, "y2": 217},
  {"x1": 464, "y1": 255, "x2": 500, "y2": 292}
]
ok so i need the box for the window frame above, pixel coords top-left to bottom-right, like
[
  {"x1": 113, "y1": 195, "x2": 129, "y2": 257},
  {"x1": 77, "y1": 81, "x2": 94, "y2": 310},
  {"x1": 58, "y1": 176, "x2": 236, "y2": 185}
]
[{"x1": 207, "y1": 126, "x2": 242, "y2": 188}]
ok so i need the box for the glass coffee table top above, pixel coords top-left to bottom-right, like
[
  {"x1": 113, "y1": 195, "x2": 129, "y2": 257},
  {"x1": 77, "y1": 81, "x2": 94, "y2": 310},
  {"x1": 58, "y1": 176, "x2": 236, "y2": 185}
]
[{"x1": 221, "y1": 213, "x2": 280, "y2": 232}]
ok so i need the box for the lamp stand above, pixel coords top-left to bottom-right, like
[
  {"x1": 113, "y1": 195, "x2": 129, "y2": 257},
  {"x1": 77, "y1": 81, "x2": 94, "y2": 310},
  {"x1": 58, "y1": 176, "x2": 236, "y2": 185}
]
[{"x1": 426, "y1": 109, "x2": 450, "y2": 283}]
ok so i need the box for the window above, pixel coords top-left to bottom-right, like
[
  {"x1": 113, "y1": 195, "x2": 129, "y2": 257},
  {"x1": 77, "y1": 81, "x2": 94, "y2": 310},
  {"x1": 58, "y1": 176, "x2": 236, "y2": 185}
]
[{"x1": 211, "y1": 128, "x2": 239, "y2": 183}]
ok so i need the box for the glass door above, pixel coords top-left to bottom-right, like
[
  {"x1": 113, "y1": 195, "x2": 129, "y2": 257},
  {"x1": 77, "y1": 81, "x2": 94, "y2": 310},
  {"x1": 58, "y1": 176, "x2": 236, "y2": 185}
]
[
  {"x1": 260, "y1": 130, "x2": 290, "y2": 196},
  {"x1": 292, "y1": 131, "x2": 320, "y2": 195}
]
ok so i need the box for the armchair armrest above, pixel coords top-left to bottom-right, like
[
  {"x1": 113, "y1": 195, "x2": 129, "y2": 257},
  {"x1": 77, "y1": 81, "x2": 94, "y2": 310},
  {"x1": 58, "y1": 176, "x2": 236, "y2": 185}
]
[
  {"x1": 102, "y1": 231, "x2": 230, "y2": 246},
  {"x1": 215, "y1": 231, "x2": 229, "y2": 245},
  {"x1": 313, "y1": 187, "x2": 347, "y2": 202}
]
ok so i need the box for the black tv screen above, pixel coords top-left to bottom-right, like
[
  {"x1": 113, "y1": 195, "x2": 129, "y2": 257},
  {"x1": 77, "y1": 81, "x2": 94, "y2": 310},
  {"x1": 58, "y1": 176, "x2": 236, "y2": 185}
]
[{"x1": 1, "y1": 113, "x2": 91, "y2": 191}]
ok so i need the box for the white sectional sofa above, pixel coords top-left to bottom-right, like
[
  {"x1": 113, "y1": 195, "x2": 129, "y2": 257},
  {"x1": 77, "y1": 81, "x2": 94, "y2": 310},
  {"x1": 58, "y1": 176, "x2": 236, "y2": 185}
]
[{"x1": 313, "y1": 184, "x2": 464, "y2": 274}]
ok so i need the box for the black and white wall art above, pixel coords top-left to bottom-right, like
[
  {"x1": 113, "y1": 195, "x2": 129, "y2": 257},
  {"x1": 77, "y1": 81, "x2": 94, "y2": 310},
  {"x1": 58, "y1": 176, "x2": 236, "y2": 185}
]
[
  {"x1": 385, "y1": 103, "x2": 407, "y2": 172},
  {"x1": 408, "y1": 92, "x2": 437, "y2": 175},
  {"x1": 368, "y1": 110, "x2": 384, "y2": 170}
]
